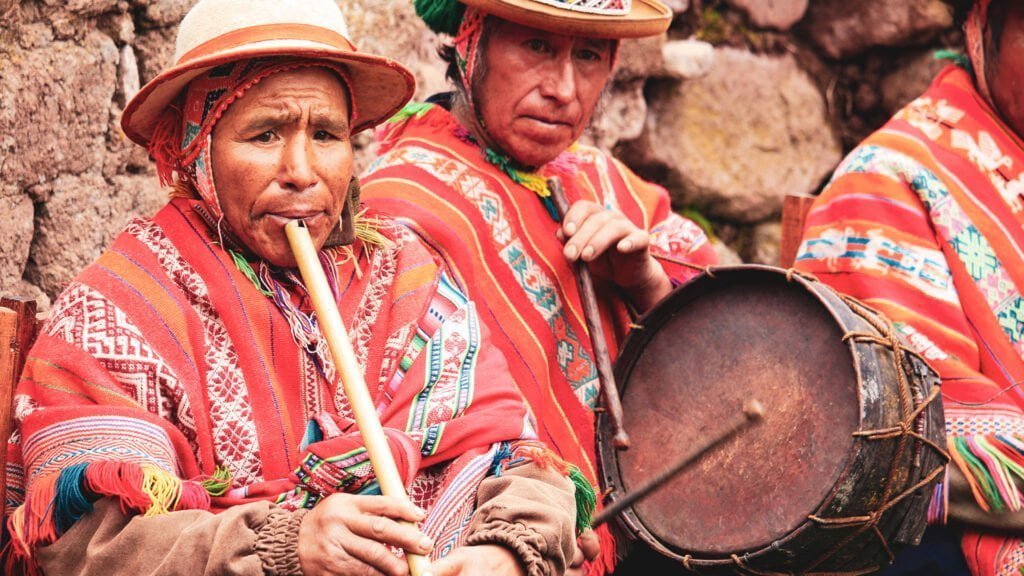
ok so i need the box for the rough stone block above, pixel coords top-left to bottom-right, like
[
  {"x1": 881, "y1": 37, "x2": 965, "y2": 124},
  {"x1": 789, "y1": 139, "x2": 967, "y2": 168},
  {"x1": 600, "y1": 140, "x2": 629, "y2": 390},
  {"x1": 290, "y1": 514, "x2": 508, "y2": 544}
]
[
  {"x1": 632, "y1": 47, "x2": 841, "y2": 223},
  {"x1": 0, "y1": 30, "x2": 119, "y2": 188},
  {"x1": 26, "y1": 172, "x2": 165, "y2": 298},
  {"x1": 727, "y1": 0, "x2": 808, "y2": 31},
  {"x1": 0, "y1": 189, "x2": 34, "y2": 292},
  {"x1": 802, "y1": 0, "x2": 952, "y2": 60}
]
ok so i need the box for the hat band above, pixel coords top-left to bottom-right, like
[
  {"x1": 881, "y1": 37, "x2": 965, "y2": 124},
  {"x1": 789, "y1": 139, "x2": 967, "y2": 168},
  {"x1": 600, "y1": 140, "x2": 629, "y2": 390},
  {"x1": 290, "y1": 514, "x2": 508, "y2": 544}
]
[{"x1": 177, "y1": 23, "x2": 357, "y2": 66}]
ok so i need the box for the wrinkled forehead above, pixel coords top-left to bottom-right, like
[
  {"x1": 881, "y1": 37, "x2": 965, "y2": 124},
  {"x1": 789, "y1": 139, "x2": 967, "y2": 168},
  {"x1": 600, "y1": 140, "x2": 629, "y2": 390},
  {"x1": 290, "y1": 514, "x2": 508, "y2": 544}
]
[
  {"x1": 224, "y1": 67, "x2": 351, "y2": 118},
  {"x1": 180, "y1": 59, "x2": 354, "y2": 152}
]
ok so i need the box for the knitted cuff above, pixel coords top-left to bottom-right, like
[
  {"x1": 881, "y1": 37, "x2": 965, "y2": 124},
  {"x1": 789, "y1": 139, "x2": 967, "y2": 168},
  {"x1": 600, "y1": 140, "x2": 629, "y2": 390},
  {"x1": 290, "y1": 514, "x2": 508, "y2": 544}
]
[
  {"x1": 466, "y1": 522, "x2": 548, "y2": 576},
  {"x1": 255, "y1": 508, "x2": 309, "y2": 575}
]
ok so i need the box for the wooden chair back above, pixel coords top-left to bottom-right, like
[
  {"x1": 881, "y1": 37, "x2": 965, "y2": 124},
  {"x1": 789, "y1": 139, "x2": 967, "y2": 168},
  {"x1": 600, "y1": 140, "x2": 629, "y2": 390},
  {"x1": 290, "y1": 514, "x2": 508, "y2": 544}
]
[
  {"x1": 1, "y1": 296, "x2": 41, "y2": 511},
  {"x1": 779, "y1": 193, "x2": 817, "y2": 268}
]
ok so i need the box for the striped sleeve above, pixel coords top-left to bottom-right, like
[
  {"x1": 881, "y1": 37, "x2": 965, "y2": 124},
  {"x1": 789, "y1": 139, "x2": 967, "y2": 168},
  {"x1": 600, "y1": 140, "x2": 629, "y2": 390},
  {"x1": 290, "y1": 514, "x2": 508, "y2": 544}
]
[{"x1": 794, "y1": 150, "x2": 1024, "y2": 519}]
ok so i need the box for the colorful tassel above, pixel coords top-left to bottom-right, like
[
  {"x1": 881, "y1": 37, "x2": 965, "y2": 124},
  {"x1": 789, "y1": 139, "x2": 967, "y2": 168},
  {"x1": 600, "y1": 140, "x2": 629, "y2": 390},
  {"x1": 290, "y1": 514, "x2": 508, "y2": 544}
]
[
  {"x1": 177, "y1": 480, "x2": 211, "y2": 511},
  {"x1": 141, "y1": 464, "x2": 184, "y2": 516},
  {"x1": 948, "y1": 434, "x2": 1024, "y2": 514},
  {"x1": 927, "y1": 465, "x2": 949, "y2": 526},
  {"x1": 84, "y1": 460, "x2": 151, "y2": 514},
  {"x1": 353, "y1": 209, "x2": 395, "y2": 249},
  {"x1": 413, "y1": 0, "x2": 466, "y2": 35},
  {"x1": 510, "y1": 442, "x2": 596, "y2": 533},
  {"x1": 54, "y1": 463, "x2": 94, "y2": 536},
  {"x1": 147, "y1": 108, "x2": 185, "y2": 188},
  {"x1": 933, "y1": 48, "x2": 971, "y2": 68},
  {"x1": 230, "y1": 250, "x2": 273, "y2": 297},
  {"x1": 7, "y1": 461, "x2": 230, "y2": 575},
  {"x1": 570, "y1": 466, "x2": 597, "y2": 533},
  {"x1": 388, "y1": 101, "x2": 436, "y2": 123},
  {"x1": 200, "y1": 466, "x2": 233, "y2": 497},
  {"x1": 587, "y1": 525, "x2": 618, "y2": 576}
]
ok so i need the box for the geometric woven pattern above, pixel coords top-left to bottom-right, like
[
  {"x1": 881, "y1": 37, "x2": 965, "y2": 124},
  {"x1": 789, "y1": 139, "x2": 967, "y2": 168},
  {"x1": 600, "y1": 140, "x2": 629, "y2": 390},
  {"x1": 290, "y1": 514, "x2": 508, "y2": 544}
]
[
  {"x1": 373, "y1": 145, "x2": 602, "y2": 408},
  {"x1": 840, "y1": 144, "x2": 1024, "y2": 353},
  {"x1": 126, "y1": 218, "x2": 262, "y2": 483}
]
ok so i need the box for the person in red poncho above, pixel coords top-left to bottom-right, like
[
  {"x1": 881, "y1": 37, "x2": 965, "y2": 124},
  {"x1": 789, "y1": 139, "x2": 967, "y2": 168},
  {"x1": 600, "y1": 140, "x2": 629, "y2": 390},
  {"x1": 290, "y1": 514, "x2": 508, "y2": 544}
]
[
  {"x1": 2, "y1": 1, "x2": 582, "y2": 575},
  {"x1": 359, "y1": 0, "x2": 718, "y2": 573},
  {"x1": 795, "y1": 1, "x2": 1024, "y2": 574}
]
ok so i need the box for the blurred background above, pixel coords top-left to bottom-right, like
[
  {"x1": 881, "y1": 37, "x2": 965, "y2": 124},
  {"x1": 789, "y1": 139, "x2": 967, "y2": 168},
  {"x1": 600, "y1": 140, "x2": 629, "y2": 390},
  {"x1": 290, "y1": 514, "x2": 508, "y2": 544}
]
[{"x1": 0, "y1": 0, "x2": 964, "y2": 309}]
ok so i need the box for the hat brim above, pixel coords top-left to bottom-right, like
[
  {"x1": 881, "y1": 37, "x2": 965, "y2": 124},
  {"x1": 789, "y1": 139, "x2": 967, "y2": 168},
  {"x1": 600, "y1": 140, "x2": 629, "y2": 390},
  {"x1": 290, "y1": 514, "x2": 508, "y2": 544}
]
[
  {"x1": 121, "y1": 41, "x2": 416, "y2": 147},
  {"x1": 461, "y1": 0, "x2": 672, "y2": 38}
]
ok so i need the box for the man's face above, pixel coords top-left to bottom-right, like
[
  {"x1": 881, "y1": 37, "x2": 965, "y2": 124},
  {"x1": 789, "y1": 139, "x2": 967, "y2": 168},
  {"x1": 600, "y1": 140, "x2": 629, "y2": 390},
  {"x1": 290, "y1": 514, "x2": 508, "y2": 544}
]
[
  {"x1": 474, "y1": 19, "x2": 614, "y2": 168},
  {"x1": 988, "y1": 1, "x2": 1024, "y2": 138},
  {"x1": 211, "y1": 67, "x2": 353, "y2": 268}
]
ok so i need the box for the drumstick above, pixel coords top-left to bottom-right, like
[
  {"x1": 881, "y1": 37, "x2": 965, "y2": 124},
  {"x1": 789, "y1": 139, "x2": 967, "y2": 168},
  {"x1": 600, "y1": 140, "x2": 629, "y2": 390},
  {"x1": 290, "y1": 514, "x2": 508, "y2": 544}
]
[
  {"x1": 285, "y1": 220, "x2": 430, "y2": 576},
  {"x1": 590, "y1": 400, "x2": 765, "y2": 527},
  {"x1": 548, "y1": 177, "x2": 630, "y2": 449}
]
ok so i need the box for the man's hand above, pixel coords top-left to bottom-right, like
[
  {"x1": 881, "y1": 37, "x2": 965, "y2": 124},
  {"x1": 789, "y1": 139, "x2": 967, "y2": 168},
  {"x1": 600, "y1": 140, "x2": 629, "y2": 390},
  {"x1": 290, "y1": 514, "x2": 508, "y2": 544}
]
[
  {"x1": 297, "y1": 493, "x2": 432, "y2": 576},
  {"x1": 567, "y1": 529, "x2": 601, "y2": 576},
  {"x1": 559, "y1": 200, "x2": 671, "y2": 313},
  {"x1": 423, "y1": 544, "x2": 526, "y2": 576}
]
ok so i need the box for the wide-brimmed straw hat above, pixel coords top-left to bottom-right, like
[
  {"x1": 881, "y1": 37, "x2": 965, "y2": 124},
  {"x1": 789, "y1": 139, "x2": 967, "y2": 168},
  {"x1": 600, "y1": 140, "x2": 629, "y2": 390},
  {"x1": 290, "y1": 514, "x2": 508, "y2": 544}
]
[
  {"x1": 121, "y1": 0, "x2": 416, "y2": 147},
  {"x1": 417, "y1": 0, "x2": 672, "y2": 39}
]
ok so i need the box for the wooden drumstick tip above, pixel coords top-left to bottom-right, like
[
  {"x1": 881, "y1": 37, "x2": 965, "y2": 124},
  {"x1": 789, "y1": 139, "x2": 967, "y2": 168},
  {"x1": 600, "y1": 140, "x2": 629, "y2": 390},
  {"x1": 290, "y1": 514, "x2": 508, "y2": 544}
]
[
  {"x1": 613, "y1": 430, "x2": 631, "y2": 450},
  {"x1": 743, "y1": 399, "x2": 766, "y2": 421}
]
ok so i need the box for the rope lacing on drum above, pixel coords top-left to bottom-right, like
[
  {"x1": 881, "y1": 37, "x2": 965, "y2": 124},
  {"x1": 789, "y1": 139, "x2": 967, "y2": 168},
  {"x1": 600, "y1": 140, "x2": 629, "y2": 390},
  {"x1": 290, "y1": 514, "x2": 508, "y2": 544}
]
[
  {"x1": 730, "y1": 553, "x2": 794, "y2": 575},
  {"x1": 792, "y1": 295, "x2": 950, "y2": 573},
  {"x1": 784, "y1": 267, "x2": 819, "y2": 284}
]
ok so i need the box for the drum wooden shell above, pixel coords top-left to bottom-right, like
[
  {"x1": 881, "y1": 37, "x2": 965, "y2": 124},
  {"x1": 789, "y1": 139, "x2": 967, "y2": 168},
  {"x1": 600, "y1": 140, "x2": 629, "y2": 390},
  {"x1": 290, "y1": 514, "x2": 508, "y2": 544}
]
[{"x1": 598, "y1": 266, "x2": 946, "y2": 575}]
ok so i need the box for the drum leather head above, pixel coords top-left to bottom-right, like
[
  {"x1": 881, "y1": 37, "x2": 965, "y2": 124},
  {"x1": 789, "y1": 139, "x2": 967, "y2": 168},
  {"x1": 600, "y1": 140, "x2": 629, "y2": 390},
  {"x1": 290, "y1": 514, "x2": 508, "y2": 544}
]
[{"x1": 612, "y1": 268, "x2": 860, "y2": 555}]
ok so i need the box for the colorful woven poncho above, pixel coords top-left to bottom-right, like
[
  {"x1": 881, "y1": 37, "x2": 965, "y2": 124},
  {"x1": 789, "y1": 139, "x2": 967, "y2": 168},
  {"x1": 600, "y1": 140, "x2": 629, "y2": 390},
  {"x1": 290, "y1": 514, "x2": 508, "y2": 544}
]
[
  {"x1": 360, "y1": 101, "x2": 717, "y2": 574},
  {"x1": 3, "y1": 197, "x2": 548, "y2": 570},
  {"x1": 794, "y1": 64, "x2": 1024, "y2": 575}
]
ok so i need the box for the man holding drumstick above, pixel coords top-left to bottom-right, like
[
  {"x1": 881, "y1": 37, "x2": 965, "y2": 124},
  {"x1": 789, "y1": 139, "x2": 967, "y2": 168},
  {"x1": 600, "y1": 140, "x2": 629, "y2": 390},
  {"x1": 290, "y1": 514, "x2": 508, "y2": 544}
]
[
  {"x1": 3, "y1": 1, "x2": 580, "y2": 575},
  {"x1": 359, "y1": 0, "x2": 718, "y2": 572},
  {"x1": 795, "y1": 1, "x2": 1024, "y2": 574}
]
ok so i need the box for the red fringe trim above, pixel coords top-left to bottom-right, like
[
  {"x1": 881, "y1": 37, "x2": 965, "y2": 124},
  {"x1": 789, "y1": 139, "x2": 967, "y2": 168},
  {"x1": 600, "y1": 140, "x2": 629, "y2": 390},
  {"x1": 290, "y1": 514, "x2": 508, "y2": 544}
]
[
  {"x1": 177, "y1": 480, "x2": 212, "y2": 511},
  {"x1": 86, "y1": 460, "x2": 152, "y2": 514},
  {"x1": 586, "y1": 523, "x2": 618, "y2": 576},
  {"x1": 147, "y1": 108, "x2": 184, "y2": 188}
]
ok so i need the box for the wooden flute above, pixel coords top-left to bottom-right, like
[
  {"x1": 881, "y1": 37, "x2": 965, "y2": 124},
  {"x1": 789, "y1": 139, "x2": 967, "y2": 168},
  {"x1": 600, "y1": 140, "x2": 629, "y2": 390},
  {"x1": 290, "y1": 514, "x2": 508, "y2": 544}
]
[{"x1": 285, "y1": 219, "x2": 430, "y2": 576}]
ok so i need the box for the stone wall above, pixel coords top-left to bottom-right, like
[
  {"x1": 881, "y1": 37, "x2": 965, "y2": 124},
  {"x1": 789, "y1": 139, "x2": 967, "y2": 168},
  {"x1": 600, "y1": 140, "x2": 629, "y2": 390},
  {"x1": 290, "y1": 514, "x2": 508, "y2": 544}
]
[{"x1": 0, "y1": 0, "x2": 963, "y2": 308}]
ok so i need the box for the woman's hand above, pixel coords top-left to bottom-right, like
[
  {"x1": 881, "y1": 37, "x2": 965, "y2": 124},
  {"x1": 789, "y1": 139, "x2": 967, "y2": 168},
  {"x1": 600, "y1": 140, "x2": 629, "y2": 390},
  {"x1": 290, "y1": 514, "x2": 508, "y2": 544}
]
[
  {"x1": 559, "y1": 200, "x2": 671, "y2": 313},
  {"x1": 297, "y1": 493, "x2": 432, "y2": 576},
  {"x1": 423, "y1": 544, "x2": 526, "y2": 576}
]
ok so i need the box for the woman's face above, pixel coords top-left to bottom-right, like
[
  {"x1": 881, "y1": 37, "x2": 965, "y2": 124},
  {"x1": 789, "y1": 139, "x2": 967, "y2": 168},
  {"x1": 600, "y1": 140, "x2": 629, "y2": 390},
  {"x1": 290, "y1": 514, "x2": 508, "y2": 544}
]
[
  {"x1": 987, "y1": 1, "x2": 1024, "y2": 138},
  {"x1": 211, "y1": 67, "x2": 353, "y2": 267},
  {"x1": 473, "y1": 19, "x2": 614, "y2": 168}
]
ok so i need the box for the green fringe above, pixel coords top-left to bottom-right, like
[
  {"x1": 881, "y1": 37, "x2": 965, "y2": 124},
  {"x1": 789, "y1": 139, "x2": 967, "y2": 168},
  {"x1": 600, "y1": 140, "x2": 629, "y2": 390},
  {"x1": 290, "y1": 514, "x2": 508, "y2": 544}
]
[
  {"x1": 413, "y1": 0, "x2": 466, "y2": 36},
  {"x1": 201, "y1": 466, "x2": 232, "y2": 497},
  {"x1": 570, "y1": 466, "x2": 597, "y2": 532},
  {"x1": 388, "y1": 101, "x2": 435, "y2": 123},
  {"x1": 934, "y1": 48, "x2": 970, "y2": 69},
  {"x1": 954, "y1": 436, "x2": 1004, "y2": 512},
  {"x1": 230, "y1": 250, "x2": 273, "y2": 297}
]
